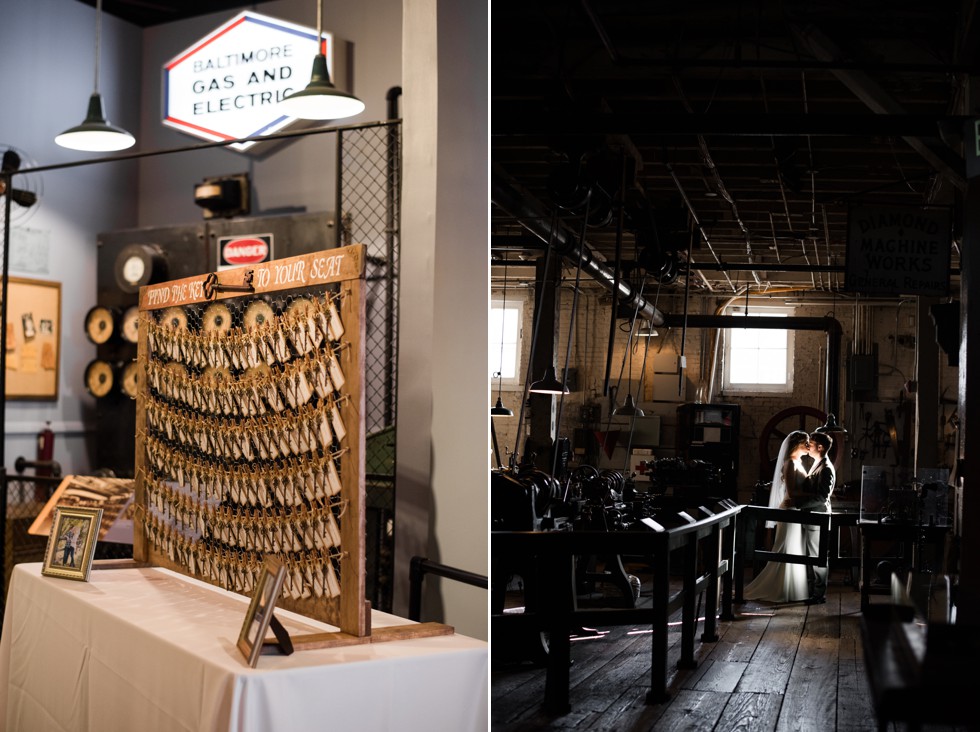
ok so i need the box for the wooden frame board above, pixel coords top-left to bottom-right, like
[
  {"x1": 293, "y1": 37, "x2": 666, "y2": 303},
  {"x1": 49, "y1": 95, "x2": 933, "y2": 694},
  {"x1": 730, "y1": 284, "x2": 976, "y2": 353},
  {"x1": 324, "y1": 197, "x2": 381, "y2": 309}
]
[
  {"x1": 133, "y1": 245, "x2": 370, "y2": 636},
  {"x1": 27, "y1": 474, "x2": 135, "y2": 542},
  {"x1": 4, "y1": 276, "x2": 61, "y2": 400}
]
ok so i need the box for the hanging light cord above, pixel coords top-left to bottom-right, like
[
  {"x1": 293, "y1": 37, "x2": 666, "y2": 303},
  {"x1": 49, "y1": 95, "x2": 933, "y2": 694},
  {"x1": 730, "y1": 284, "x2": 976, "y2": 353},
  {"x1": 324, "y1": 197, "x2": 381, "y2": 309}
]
[
  {"x1": 553, "y1": 191, "x2": 591, "y2": 484},
  {"x1": 93, "y1": 0, "x2": 102, "y2": 93},
  {"x1": 621, "y1": 278, "x2": 662, "y2": 474},
  {"x1": 512, "y1": 208, "x2": 560, "y2": 467},
  {"x1": 495, "y1": 257, "x2": 509, "y2": 404},
  {"x1": 316, "y1": 0, "x2": 323, "y2": 53},
  {"x1": 601, "y1": 272, "x2": 648, "y2": 437}
]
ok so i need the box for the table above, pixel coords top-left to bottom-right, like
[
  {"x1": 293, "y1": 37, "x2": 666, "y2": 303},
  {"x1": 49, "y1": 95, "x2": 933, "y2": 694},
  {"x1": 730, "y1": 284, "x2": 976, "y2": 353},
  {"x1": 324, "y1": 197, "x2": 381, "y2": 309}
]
[
  {"x1": 0, "y1": 563, "x2": 487, "y2": 732},
  {"x1": 858, "y1": 521, "x2": 949, "y2": 613}
]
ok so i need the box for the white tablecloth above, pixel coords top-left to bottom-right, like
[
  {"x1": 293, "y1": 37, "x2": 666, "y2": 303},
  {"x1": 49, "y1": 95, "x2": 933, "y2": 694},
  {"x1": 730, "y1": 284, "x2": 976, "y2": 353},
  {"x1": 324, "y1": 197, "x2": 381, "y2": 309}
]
[{"x1": 0, "y1": 563, "x2": 487, "y2": 732}]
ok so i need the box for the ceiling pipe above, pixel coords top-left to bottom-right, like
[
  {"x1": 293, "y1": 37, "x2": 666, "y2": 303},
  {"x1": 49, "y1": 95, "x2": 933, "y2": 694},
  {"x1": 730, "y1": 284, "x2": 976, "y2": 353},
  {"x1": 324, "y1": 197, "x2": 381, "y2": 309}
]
[
  {"x1": 491, "y1": 168, "x2": 666, "y2": 326},
  {"x1": 662, "y1": 314, "x2": 843, "y2": 417},
  {"x1": 791, "y1": 23, "x2": 966, "y2": 191},
  {"x1": 665, "y1": 162, "x2": 738, "y2": 293},
  {"x1": 492, "y1": 109, "x2": 964, "y2": 137},
  {"x1": 670, "y1": 77, "x2": 763, "y2": 289}
]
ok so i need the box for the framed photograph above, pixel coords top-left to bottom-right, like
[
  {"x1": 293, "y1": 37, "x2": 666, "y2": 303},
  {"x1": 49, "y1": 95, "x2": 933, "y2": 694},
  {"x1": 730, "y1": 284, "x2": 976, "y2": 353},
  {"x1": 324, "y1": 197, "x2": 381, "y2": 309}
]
[
  {"x1": 237, "y1": 556, "x2": 288, "y2": 667},
  {"x1": 4, "y1": 276, "x2": 61, "y2": 400},
  {"x1": 41, "y1": 506, "x2": 103, "y2": 581}
]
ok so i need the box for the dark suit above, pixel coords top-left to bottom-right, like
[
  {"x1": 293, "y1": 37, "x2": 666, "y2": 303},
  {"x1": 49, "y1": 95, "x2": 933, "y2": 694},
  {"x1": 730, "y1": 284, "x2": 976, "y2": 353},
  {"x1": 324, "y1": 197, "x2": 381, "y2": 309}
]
[{"x1": 793, "y1": 457, "x2": 835, "y2": 599}]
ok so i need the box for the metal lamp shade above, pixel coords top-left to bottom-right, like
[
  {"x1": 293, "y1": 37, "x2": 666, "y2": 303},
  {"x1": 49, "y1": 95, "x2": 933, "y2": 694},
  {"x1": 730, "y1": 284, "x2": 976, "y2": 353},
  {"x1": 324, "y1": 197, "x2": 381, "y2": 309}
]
[
  {"x1": 613, "y1": 393, "x2": 645, "y2": 417},
  {"x1": 528, "y1": 366, "x2": 569, "y2": 395},
  {"x1": 55, "y1": 93, "x2": 135, "y2": 152},
  {"x1": 279, "y1": 55, "x2": 365, "y2": 121}
]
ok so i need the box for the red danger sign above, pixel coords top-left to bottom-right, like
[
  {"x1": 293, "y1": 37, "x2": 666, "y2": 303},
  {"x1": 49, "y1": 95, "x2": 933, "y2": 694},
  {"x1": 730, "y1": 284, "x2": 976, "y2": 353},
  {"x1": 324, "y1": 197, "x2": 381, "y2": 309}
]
[{"x1": 218, "y1": 234, "x2": 273, "y2": 269}]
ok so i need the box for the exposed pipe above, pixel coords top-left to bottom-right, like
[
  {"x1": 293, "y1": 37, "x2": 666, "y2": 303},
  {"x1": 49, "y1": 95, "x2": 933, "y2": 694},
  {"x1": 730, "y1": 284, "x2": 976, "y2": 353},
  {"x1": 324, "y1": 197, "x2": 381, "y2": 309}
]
[
  {"x1": 384, "y1": 86, "x2": 402, "y2": 426},
  {"x1": 665, "y1": 162, "x2": 737, "y2": 293},
  {"x1": 706, "y1": 287, "x2": 749, "y2": 403},
  {"x1": 603, "y1": 156, "x2": 628, "y2": 396},
  {"x1": 670, "y1": 77, "x2": 762, "y2": 288},
  {"x1": 703, "y1": 287, "x2": 813, "y2": 402},
  {"x1": 666, "y1": 314, "x2": 843, "y2": 416},
  {"x1": 491, "y1": 168, "x2": 666, "y2": 326}
]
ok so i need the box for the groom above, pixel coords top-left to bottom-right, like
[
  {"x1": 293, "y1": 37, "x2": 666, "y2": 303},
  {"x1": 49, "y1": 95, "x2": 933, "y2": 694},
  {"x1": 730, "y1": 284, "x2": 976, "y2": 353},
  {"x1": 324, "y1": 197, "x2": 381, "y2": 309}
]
[{"x1": 793, "y1": 432, "x2": 835, "y2": 605}]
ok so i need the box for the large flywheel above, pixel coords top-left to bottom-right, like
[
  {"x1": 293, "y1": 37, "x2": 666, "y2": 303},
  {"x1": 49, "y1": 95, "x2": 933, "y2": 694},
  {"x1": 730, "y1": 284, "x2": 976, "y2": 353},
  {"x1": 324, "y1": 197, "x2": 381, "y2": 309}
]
[{"x1": 757, "y1": 406, "x2": 827, "y2": 481}]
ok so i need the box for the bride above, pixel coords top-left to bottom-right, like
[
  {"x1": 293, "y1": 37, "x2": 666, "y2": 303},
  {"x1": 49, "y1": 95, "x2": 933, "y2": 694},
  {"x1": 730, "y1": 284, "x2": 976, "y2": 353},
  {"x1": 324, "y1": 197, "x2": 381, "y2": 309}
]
[{"x1": 743, "y1": 430, "x2": 811, "y2": 602}]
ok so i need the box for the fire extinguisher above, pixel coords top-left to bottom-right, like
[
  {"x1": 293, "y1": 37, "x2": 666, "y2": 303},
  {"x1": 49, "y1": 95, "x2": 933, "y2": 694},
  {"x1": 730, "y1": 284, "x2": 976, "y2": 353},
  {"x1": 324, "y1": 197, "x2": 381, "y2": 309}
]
[{"x1": 36, "y1": 421, "x2": 54, "y2": 477}]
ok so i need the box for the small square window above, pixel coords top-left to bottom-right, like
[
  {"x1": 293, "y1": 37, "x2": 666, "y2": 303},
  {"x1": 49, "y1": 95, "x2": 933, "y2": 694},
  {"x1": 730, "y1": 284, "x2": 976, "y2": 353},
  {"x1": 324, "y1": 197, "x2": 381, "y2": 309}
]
[
  {"x1": 490, "y1": 298, "x2": 523, "y2": 387},
  {"x1": 722, "y1": 306, "x2": 794, "y2": 393}
]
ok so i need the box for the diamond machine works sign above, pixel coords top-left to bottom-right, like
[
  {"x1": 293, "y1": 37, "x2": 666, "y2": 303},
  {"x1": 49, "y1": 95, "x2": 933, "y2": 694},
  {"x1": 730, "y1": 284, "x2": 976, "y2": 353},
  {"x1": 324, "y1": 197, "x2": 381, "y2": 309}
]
[
  {"x1": 163, "y1": 11, "x2": 344, "y2": 152},
  {"x1": 218, "y1": 234, "x2": 273, "y2": 270},
  {"x1": 844, "y1": 205, "x2": 951, "y2": 296}
]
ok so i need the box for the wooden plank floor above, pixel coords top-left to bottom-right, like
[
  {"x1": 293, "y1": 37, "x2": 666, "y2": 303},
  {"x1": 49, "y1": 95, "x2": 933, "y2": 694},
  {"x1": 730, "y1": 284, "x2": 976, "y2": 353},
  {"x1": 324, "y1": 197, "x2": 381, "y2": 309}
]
[{"x1": 491, "y1": 570, "x2": 967, "y2": 732}]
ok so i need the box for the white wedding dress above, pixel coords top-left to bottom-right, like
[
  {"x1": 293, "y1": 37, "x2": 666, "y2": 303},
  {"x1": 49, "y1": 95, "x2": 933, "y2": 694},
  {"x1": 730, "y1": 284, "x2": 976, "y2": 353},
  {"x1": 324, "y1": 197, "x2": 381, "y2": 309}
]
[
  {"x1": 743, "y1": 520, "x2": 810, "y2": 602},
  {"x1": 743, "y1": 438, "x2": 810, "y2": 602}
]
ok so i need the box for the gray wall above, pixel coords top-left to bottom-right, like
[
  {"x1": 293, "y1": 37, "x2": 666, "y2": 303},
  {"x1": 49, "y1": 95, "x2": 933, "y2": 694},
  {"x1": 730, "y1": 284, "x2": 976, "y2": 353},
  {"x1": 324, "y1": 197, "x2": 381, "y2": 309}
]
[{"x1": 0, "y1": 0, "x2": 141, "y2": 471}]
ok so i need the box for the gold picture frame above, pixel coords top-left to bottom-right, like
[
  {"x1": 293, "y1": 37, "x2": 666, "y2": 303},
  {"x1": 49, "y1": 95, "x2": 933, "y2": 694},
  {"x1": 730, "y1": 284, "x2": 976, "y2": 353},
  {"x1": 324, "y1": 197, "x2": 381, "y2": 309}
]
[
  {"x1": 41, "y1": 506, "x2": 103, "y2": 581},
  {"x1": 237, "y1": 556, "x2": 289, "y2": 668},
  {"x1": 4, "y1": 276, "x2": 61, "y2": 400}
]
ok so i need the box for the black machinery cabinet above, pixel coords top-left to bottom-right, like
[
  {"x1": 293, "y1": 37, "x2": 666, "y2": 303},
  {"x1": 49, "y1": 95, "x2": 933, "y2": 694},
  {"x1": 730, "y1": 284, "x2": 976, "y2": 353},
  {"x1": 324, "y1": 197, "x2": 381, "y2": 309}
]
[{"x1": 675, "y1": 403, "x2": 740, "y2": 499}]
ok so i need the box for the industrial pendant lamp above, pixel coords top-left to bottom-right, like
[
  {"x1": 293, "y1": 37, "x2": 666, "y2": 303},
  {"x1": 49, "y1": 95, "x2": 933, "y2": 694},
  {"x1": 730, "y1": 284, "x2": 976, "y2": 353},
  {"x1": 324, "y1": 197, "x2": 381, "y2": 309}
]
[
  {"x1": 635, "y1": 320, "x2": 659, "y2": 338},
  {"x1": 491, "y1": 257, "x2": 514, "y2": 417},
  {"x1": 55, "y1": 0, "x2": 135, "y2": 152},
  {"x1": 279, "y1": 0, "x2": 366, "y2": 121},
  {"x1": 613, "y1": 393, "x2": 644, "y2": 417},
  {"x1": 815, "y1": 412, "x2": 847, "y2": 435},
  {"x1": 613, "y1": 321, "x2": 644, "y2": 416},
  {"x1": 529, "y1": 366, "x2": 569, "y2": 395}
]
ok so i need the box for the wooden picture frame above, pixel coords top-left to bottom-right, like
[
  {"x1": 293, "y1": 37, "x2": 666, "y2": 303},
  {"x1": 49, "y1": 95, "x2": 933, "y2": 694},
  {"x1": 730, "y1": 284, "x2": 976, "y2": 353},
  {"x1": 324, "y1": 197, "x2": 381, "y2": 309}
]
[
  {"x1": 41, "y1": 506, "x2": 103, "y2": 581},
  {"x1": 4, "y1": 276, "x2": 61, "y2": 400},
  {"x1": 237, "y1": 556, "x2": 288, "y2": 668}
]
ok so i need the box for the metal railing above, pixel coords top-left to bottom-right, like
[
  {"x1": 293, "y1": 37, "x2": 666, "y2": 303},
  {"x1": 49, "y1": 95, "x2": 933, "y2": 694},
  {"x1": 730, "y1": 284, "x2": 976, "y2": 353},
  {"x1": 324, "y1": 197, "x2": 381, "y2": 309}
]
[
  {"x1": 408, "y1": 556, "x2": 488, "y2": 622},
  {"x1": 733, "y1": 504, "x2": 860, "y2": 602},
  {"x1": 491, "y1": 501, "x2": 740, "y2": 713}
]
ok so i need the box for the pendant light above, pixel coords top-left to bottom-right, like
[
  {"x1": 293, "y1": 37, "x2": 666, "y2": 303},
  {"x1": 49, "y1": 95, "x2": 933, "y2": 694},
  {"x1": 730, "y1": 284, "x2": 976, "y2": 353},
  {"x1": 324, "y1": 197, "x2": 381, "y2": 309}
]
[
  {"x1": 55, "y1": 0, "x2": 135, "y2": 152},
  {"x1": 529, "y1": 365, "x2": 569, "y2": 395},
  {"x1": 815, "y1": 412, "x2": 847, "y2": 435},
  {"x1": 491, "y1": 256, "x2": 514, "y2": 416},
  {"x1": 279, "y1": 0, "x2": 365, "y2": 121},
  {"x1": 635, "y1": 319, "x2": 659, "y2": 338},
  {"x1": 613, "y1": 317, "x2": 644, "y2": 416},
  {"x1": 613, "y1": 393, "x2": 644, "y2": 417}
]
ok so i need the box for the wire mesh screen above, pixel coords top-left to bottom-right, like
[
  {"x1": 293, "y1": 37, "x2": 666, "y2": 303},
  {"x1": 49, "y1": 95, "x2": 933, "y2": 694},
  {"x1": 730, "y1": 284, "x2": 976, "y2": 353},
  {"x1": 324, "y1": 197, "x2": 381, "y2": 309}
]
[
  {"x1": 1, "y1": 474, "x2": 59, "y2": 599},
  {"x1": 338, "y1": 122, "x2": 400, "y2": 612},
  {"x1": 0, "y1": 471, "x2": 133, "y2": 626}
]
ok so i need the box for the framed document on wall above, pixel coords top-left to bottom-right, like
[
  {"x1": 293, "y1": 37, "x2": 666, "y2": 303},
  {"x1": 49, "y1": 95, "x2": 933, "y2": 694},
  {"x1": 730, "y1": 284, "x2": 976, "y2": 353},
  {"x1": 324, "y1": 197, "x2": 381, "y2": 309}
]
[{"x1": 4, "y1": 276, "x2": 61, "y2": 400}]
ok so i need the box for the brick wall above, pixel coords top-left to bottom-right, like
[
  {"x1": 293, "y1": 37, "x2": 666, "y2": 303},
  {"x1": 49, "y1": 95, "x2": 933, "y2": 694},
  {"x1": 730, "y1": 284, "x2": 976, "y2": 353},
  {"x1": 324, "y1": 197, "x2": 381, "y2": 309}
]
[{"x1": 491, "y1": 283, "x2": 958, "y2": 505}]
